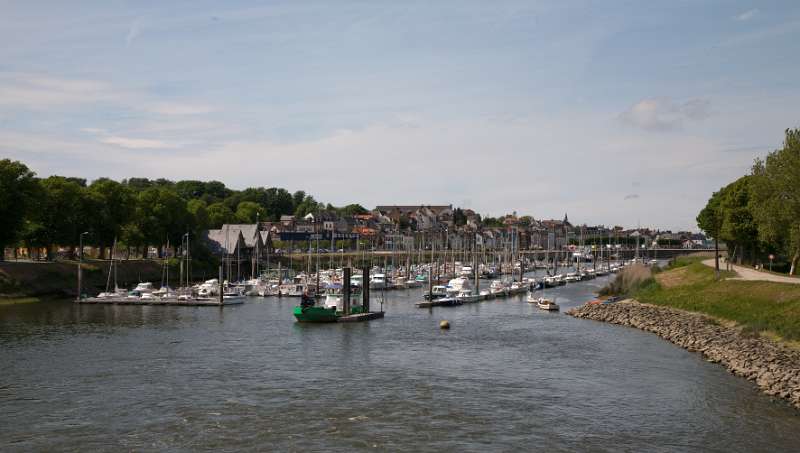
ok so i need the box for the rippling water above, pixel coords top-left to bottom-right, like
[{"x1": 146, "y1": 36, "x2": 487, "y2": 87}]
[{"x1": 2, "y1": 272, "x2": 799, "y2": 452}]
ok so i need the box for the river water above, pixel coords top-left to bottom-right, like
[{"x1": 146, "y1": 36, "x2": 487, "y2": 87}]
[{"x1": 2, "y1": 272, "x2": 799, "y2": 452}]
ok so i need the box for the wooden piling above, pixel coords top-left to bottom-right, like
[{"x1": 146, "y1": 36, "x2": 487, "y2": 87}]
[
  {"x1": 343, "y1": 267, "x2": 351, "y2": 315},
  {"x1": 362, "y1": 266, "x2": 370, "y2": 313}
]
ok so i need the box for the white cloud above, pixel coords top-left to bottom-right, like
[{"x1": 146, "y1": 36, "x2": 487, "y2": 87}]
[
  {"x1": 619, "y1": 97, "x2": 711, "y2": 131},
  {"x1": 148, "y1": 102, "x2": 215, "y2": 115},
  {"x1": 0, "y1": 72, "x2": 215, "y2": 117},
  {"x1": 0, "y1": 73, "x2": 117, "y2": 108},
  {"x1": 735, "y1": 9, "x2": 759, "y2": 21},
  {"x1": 100, "y1": 136, "x2": 181, "y2": 149},
  {"x1": 80, "y1": 127, "x2": 183, "y2": 149}
]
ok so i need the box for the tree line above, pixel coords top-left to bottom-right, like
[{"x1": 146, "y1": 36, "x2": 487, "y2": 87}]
[
  {"x1": 697, "y1": 128, "x2": 800, "y2": 274},
  {"x1": 0, "y1": 159, "x2": 367, "y2": 261}
]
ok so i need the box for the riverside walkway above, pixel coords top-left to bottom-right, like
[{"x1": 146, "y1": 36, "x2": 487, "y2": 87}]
[{"x1": 702, "y1": 258, "x2": 800, "y2": 284}]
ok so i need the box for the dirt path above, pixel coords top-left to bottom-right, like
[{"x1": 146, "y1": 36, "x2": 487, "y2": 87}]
[{"x1": 702, "y1": 258, "x2": 800, "y2": 284}]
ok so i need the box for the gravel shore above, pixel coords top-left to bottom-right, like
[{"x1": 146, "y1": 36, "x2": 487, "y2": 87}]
[{"x1": 568, "y1": 300, "x2": 800, "y2": 410}]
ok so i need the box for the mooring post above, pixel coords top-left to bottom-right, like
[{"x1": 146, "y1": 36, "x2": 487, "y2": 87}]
[
  {"x1": 428, "y1": 266, "x2": 433, "y2": 299},
  {"x1": 362, "y1": 266, "x2": 370, "y2": 313},
  {"x1": 218, "y1": 265, "x2": 224, "y2": 305},
  {"x1": 343, "y1": 267, "x2": 351, "y2": 315}
]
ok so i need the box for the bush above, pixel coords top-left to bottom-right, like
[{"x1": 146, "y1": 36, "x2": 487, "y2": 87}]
[{"x1": 600, "y1": 264, "x2": 655, "y2": 297}]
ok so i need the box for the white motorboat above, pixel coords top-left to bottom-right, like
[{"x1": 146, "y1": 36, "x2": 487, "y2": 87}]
[
  {"x1": 489, "y1": 280, "x2": 509, "y2": 296},
  {"x1": 446, "y1": 277, "x2": 471, "y2": 296},
  {"x1": 197, "y1": 279, "x2": 220, "y2": 298},
  {"x1": 369, "y1": 273, "x2": 387, "y2": 290},
  {"x1": 456, "y1": 289, "x2": 481, "y2": 303},
  {"x1": 537, "y1": 297, "x2": 560, "y2": 311},
  {"x1": 425, "y1": 285, "x2": 449, "y2": 300}
]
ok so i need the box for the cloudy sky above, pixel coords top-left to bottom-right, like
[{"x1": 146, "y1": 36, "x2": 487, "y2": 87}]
[{"x1": 2, "y1": 1, "x2": 799, "y2": 231}]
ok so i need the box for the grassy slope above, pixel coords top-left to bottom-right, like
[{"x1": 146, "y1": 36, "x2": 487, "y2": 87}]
[{"x1": 634, "y1": 257, "x2": 800, "y2": 341}]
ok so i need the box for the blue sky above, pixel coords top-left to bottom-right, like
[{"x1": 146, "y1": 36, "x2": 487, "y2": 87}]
[{"x1": 2, "y1": 1, "x2": 799, "y2": 230}]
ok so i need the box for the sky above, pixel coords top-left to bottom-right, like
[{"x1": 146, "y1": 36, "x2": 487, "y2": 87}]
[{"x1": 1, "y1": 0, "x2": 799, "y2": 231}]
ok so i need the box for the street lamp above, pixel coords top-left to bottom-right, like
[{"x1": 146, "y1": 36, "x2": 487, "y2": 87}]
[{"x1": 77, "y1": 231, "x2": 89, "y2": 300}]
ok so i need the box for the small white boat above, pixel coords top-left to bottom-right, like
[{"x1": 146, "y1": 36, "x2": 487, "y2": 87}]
[
  {"x1": 425, "y1": 285, "x2": 449, "y2": 300},
  {"x1": 323, "y1": 283, "x2": 344, "y2": 310},
  {"x1": 537, "y1": 297, "x2": 559, "y2": 311},
  {"x1": 489, "y1": 280, "x2": 509, "y2": 295},
  {"x1": 446, "y1": 277, "x2": 471, "y2": 297},
  {"x1": 369, "y1": 274, "x2": 387, "y2": 289},
  {"x1": 456, "y1": 289, "x2": 481, "y2": 303}
]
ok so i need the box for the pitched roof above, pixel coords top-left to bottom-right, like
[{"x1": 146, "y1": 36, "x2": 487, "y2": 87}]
[
  {"x1": 205, "y1": 229, "x2": 245, "y2": 254},
  {"x1": 220, "y1": 224, "x2": 260, "y2": 248}
]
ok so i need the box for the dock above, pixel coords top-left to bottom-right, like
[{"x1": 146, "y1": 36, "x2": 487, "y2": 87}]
[
  {"x1": 416, "y1": 298, "x2": 461, "y2": 308},
  {"x1": 76, "y1": 297, "x2": 244, "y2": 306},
  {"x1": 338, "y1": 311, "x2": 385, "y2": 322}
]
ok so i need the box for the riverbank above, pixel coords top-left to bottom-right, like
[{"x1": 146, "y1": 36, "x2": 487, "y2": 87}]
[
  {"x1": 636, "y1": 257, "x2": 800, "y2": 341},
  {"x1": 0, "y1": 260, "x2": 168, "y2": 298},
  {"x1": 568, "y1": 300, "x2": 800, "y2": 409}
]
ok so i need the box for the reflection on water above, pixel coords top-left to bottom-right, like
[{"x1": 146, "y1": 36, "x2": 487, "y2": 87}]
[{"x1": 2, "y1": 270, "x2": 799, "y2": 452}]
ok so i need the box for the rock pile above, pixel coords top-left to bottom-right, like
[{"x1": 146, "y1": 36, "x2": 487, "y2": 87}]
[{"x1": 568, "y1": 300, "x2": 800, "y2": 410}]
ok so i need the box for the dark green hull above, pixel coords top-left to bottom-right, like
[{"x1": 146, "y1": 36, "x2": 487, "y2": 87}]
[{"x1": 293, "y1": 306, "x2": 339, "y2": 323}]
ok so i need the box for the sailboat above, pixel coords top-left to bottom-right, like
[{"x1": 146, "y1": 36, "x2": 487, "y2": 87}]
[{"x1": 96, "y1": 239, "x2": 125, "y2": 298}]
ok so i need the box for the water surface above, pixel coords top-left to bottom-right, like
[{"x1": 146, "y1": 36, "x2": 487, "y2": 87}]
[{"x1": 2, "y1": 273, "x2": 799, "y2": 452}]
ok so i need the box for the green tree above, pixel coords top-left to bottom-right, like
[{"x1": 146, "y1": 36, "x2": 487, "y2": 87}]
[
  {"x1": 30, "y1": 176, "x2": 88, "y2": 259},
  {"x1": 337, "y1": 204, "x2": 368, "y2": 216},
  {"x1": 187, "y1": 199, "x2": 210, "y2": 231},
  {"x1": 294, "y1": 194, "x2": 322, "y2": 218},
  {"x1": 207, "y1": 202, "x2": 236, "y2": 228},
  {"x1": 86, "y1": 178, "x2": 134, "y2": 258},
  {"x1": 750, "y1": 128, "x2": 800, "y2": 274},
  {"x1": 717, "y1": 176, "x2": 759, "y2": 264},
  {"x1": 134, "y1": 187, "x2": 190, "y2": 257},
  {"x1": 292, "y1": 190, "x2": 306, "y2": 210},
  {"x1": 0, "y1": 159, "x2": 39, "y2": 259},
  {"x1": 236, "y1": 201, "x2": 267, "y2": 223},
  {"x1": 697, "y1": 190, "x2": 723, "y2": 278}
]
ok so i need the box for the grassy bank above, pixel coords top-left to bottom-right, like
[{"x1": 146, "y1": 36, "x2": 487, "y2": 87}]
[
  {"x1": 0, "y1": 297, "x2": 41, "y2": 305},
  {"x1": 614, "y1": 257, "x2": 800, "y2": 342}
]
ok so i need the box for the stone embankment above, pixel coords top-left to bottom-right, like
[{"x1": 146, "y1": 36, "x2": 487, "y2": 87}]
[{"x1": 568, "y1": 300, "x2": 800, "y2": 410}]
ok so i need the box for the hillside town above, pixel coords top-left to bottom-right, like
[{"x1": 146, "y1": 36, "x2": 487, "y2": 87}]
[{"x1": 203, "y1": 204, "x2": 709, "y2": 263}]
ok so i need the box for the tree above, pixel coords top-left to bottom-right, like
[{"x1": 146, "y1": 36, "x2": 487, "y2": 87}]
[
  {"x1": 30, "y1": 176, "x2": 88, "y2": 259},
  {"x1": 133, "y1": 187, "x2": 190, "y2": 257},
  {"x1": 453, "y1": 208, "x2": 467, "y2": 226},
  {"x1": 717, "y1": 176, "x2": 759, "y2": 264},
  {"x1": 750, "y1": 128, "x2": 800, "y2": 274},
  {"x1": 292, "y1": 190, "x2": 306, "y2": 210},
  {"x1": 264, "y1": 187, "x2": 294, "y2": 220},
  {"x1": 337, "y1": 204, "x2": 368, "y2": 216},
  {"x1": 207, "y1": 202, "x2": 236, "y2": 228},
  {"x1": 294, "y1": 194, "x2": 321, "y2": 218},
  {"x1": 86, "y1": 178, "x2": 134, "y2": 258},
  {"x1": 697, "y1": 190, "x2": 723, "y2": 278},
  {"x1": 0, "y1": 160, "x2": 39, "y2": 260},
  {"x1": 236, "y1": 201, "x2": 267, "y2": 223},
  {"x1": 187, "y1": 199, "x2": 210, "y2": 231}
]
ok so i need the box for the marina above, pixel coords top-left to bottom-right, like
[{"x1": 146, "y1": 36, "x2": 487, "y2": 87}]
[{"x1": 4, "y1": 268, "x2": 800, "y2": 451}]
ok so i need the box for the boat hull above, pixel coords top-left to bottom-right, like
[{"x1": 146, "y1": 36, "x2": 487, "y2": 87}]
[{"x1": 293, "y1": 306, "x2": 339, "y2": 323}]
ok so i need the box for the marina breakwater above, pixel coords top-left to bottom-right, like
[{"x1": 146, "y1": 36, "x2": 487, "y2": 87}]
[{"x1": 568, "y1": 300, "x2": 800, "y2": 410}]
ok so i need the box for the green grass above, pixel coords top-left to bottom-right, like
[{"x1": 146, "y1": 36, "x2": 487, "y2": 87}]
[
  {"x1": 634, "y1": 260, "x2": 800, "y2": 341},
  {"x1": 0, "y1": 297, "x2": 41, "y2": 305}
]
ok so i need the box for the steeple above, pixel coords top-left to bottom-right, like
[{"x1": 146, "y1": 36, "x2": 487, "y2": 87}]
[{"x1": 563, "y1": 213, "x2": 569, "y2": 225}]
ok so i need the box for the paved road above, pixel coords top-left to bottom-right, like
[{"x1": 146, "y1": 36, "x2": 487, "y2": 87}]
[{"x1": 702, "y1": 258, "x2": 800, "y2": 284}]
